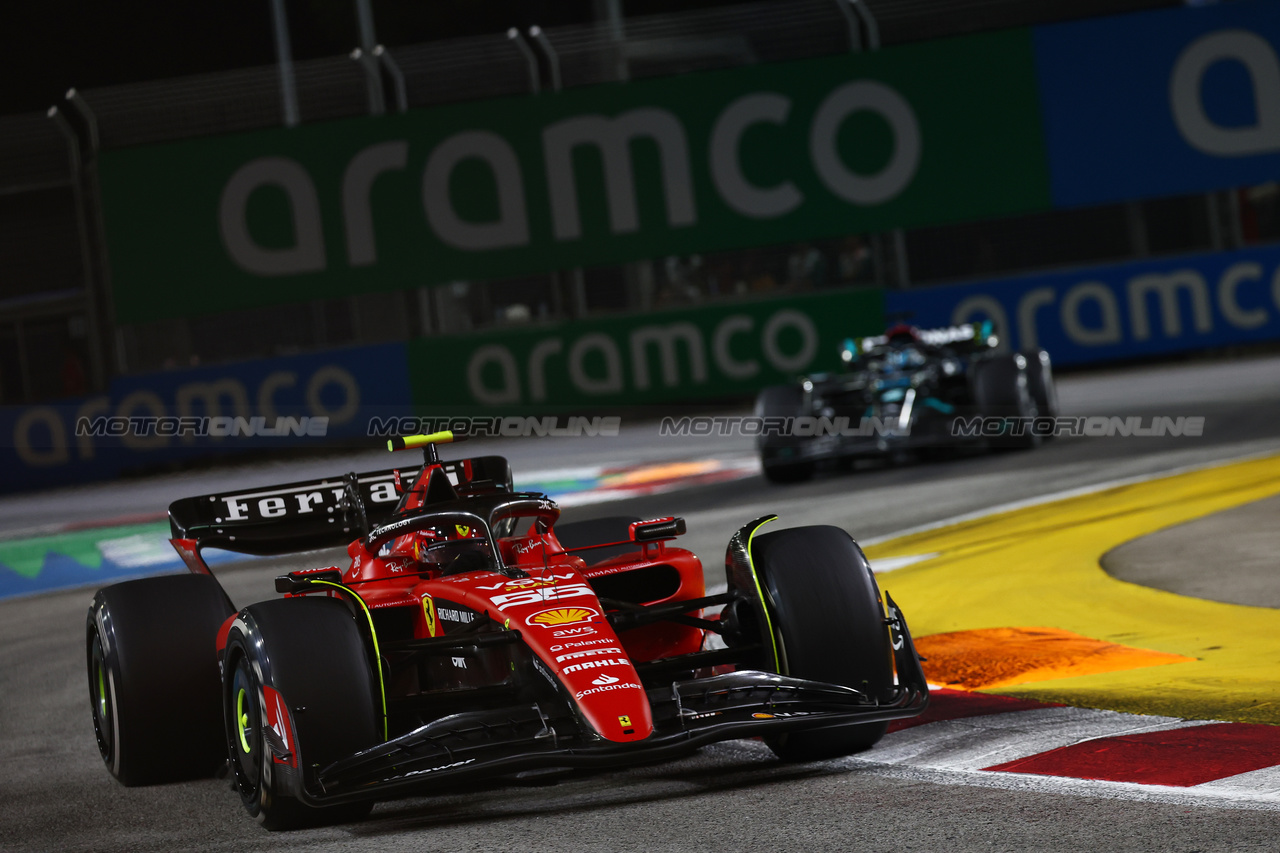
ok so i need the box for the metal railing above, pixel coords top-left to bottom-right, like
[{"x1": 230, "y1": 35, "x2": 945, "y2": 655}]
[{"x1": 0, "y1": 0, "x2": 1195, "y2": 402}]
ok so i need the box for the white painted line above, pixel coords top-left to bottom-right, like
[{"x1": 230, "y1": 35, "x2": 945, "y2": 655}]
[
  {"x1": 96, "y1": 533, "x2": 181, "y2": 568},
  {"x1": 869, "y1": 553, "x2": 937, "y2": 573},
  {"x1": 515, "y1": 465, "x2": 607, "y2": 485},
  {"x1": 872, "y1": 706, "x2": 1211, "y2": 771},
  {"x1": 713, "y1": 738, "x2": 1280, "y2": 810},
  {"x1": 859, "y1": 445, "x2": 1280, "y2": 548},
  {"x1": 1194, "y1": 764, "x2": 1280, "y2": 797},
  {"x1": 856, "y1": 759, "x2": 1280, "y2": 810},
  {"x1": 535, "y1": 455, "x2": 761, "y2": 507}
]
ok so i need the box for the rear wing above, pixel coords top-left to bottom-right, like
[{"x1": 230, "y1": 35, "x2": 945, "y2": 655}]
[
  {"x1": 857, "y1": 322, "x2": 996, "y2": 353},
  {"x1": 168, "y1": 455, "x2": 514, "y2": 557}
]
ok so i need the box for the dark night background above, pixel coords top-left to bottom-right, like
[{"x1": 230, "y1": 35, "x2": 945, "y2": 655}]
[{"x1": 1, "y1": 1, "x2": 735, "y2": 117}]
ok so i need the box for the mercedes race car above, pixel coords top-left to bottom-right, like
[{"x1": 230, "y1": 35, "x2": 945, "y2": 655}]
[
  {"x1": 755, "y1": 323, "x2": 1059, "y2": 483},
  {"x1": 86, "y1": 432, "x2": 928, "y2": 829}
]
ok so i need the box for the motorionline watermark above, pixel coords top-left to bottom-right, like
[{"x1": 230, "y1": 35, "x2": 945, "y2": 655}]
[
  {"x1": 659, "y1": 416, "x2": 907, "y2": 437},
  {"x1": 655, "y1": 414, "x2": 1206, "y2": 439},
  {"x1": 367, "y1": 416, "x2": 621, "y2": 438},
  {"x1": 75, "y1": 415, "x2": 329, "y2": 438},
  {"x1": 953, "y1": 416, "x2": 1205, "y2": 438}
]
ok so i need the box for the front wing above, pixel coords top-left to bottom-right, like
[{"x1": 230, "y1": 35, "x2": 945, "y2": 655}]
[{"x1": 287, "y1": 595, "x2": 929, "y2": 805}]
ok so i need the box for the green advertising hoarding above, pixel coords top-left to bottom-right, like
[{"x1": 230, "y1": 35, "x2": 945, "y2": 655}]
[
  {"x1": 100, "y1": 30, "x2": 1048, "y2": 324},
  {"x1": 407, "y1": 288, "x2": 884, "y2": 410}
]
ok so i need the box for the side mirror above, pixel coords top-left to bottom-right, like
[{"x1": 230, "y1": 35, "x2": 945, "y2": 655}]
[{"x1": 630, "y1": 517, "x2": 687, "y2": 542}]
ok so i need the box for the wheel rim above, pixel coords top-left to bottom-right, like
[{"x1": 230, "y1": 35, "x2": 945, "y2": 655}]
[
  {"x1": 227, "y1": 658, "x2": 261, "y2": 800},
  {"x1": 236, "y1": 688, "x2": 252, "y2": 754},
  {"x1": 88, "y1": 632, "x2": 114, "y2": 763}
]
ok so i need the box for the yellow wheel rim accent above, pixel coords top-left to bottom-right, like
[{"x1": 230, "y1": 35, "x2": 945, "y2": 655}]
[
  {"x1": 236, "y1": 688, "x2": 251, "y2": 754},
  {"x1": 95, "y1": 662, "x2": 107, "y2": 718}
]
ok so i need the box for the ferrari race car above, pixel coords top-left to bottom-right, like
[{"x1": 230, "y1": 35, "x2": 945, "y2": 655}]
[
  {"x1": 755, "y1": 323, "x2": 1059, "y2": 483},
  {"x1": 85, "y1": 432, "x2": 928, "y2": 829}
]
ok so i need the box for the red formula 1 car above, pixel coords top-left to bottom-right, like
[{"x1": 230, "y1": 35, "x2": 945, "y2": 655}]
[{"x1": 86, "y1": 432, "x2": 928, "y2": 829}]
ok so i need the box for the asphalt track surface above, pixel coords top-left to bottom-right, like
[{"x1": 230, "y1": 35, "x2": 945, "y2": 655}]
[
  {"x1": 1104, "y1": 492, "x2": 1280, "y2": 608},
  {"x1": 3, "y1": 354, "x2": 1280, "y2": 852}
]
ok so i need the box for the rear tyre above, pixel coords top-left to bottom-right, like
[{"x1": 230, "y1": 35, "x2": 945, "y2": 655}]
[
  {"x1": 756, "y1": 385, "x2": 814, "y2": 484},
  {"x1": 971, "y1": 354, "x2": 1041, "y2": 450},
  {"x1": 751, "y1": 526, "x2": 893, "y2": 760},
  {"x1": 224, "y1": 597, "x2": 379, "y2": 830},
  {"x1": 761, "y1": 460, "x2": 816, "y2": 484},
  {"x1": 86, "y1": 574, "x2": 233, "y2": 785}
]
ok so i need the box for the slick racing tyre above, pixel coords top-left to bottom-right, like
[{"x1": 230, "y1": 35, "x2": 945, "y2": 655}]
[
  {"x1": 971, "y1": 353, "x2": 1042, "y2": 450},
  {"x1": 86, "y1": 573, "x2": 234, "y2": 785},
  {"x1": 756, "y1": 385, "x2": 815, "y2": 484},
  {"x1": 223, "y1": 597, "x2": 378, "y2": 830},
  {"x1": 1021, "y1": 348, "x2": 1060, "y2": 426},
  {"x1": 751, "y1": 526, "x2": 894, "y2": 760}
]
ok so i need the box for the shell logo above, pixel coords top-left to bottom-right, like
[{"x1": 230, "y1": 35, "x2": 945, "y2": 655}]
[{"x1": 527, "y1": 606, "x2": 600, "y2": 628}]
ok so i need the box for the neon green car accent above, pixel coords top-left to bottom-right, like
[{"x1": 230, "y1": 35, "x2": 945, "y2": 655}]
[
  {"x1": 308, "y1": 580, "x2": 389, "y2": 741},
  {"x1": 745, "y1": 515, "x2": 781, "y2": 672},
  {"x1": 95, "y1": 662, "x2": 107, "y2": 719},
  {"x1": 236, "y1": 688, "x2": 251, "y2": 754}
]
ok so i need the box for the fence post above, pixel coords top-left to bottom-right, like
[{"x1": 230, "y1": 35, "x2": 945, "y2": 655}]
[
  {"x1": 530, "y1": 27, "x2": 562, "y2": 92},
  {"x1": 835, "y1": 0, "x2": 863, "y2": 52},
  {"x1": 376, "y1": 46, "x2": 408, "y2": 113},
  {"x1": 270, "y1": 0, "x2": 300, "y2": 127},
  {"x1": 508, "y1": 28, "x2": 542, "y2": 95}
]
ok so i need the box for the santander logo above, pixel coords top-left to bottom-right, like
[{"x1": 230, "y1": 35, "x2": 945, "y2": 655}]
[{"x1": 591, "y1": 673, "x2": 620, "y2": 686}]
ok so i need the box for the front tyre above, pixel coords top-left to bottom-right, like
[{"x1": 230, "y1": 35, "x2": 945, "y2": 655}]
[
  {"x1": 971, "y1": 354, "x2": 1041, "y2": 450},
  {"x1": 1021, "y1": 349, "x2": 1059, "y2": 426},
  {"x1": 756, "y1": 385, "x2": 815, "y2": 484},
  {"x1": 224, "y1": 597, "x2": 379, "y2": 830},
  {"x1": 751, "y1": 526, "x2": 893, "y2": 760}
]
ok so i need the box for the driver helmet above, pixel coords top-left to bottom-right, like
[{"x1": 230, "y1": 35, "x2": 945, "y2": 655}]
[
  {"x1": 885, "y1": 323, "x2": 922, "y2": 344},
  {"x1": 410, "y1": 524, "x2": 490, "y2": 574}
]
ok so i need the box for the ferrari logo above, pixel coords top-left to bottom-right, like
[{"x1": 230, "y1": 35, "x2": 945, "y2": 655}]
[
  {"x1": 421, "y1": 594, "x2": 439, "y2": 637},
  {"x1": 455, "y1": 524, "x2": 471, "y2": 537},
  {"x1": 618, "y1": 715, "x2": 631, "y2": 727}
]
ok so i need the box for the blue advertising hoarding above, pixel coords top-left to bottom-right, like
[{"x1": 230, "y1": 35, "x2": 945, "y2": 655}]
[
  {"x1": 888, "y1": 243, "x2": 1280, "y2": 366},
  {"x1": 1036, "y1": 0, "x2": 1280, "y2": 209},
  {"x1": 0, "y1": 343, "x2": 412, "y2": 494}
]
